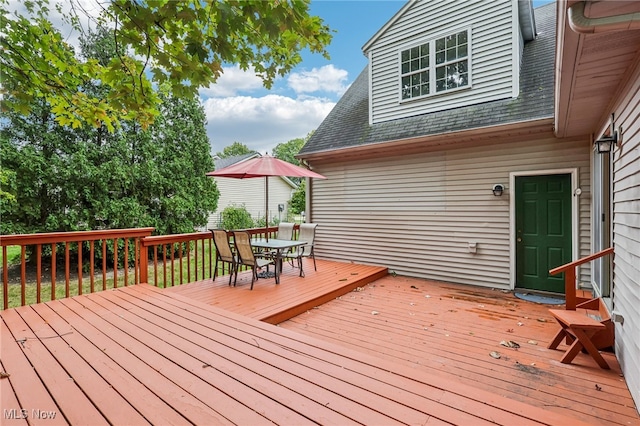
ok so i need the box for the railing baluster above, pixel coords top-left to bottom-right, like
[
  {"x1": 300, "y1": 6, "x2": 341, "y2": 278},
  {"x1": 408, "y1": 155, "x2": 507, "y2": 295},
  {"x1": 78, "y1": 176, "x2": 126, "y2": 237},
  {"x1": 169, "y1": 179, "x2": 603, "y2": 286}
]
[
  {"x1": 65, "y1": 242, "x2": 71, "y2": 298},
  {"x1": 124, "y1": 238, "x2": 129, "y2": 287},
  {"x1": 36, "y1": 245, "x2": 42, "y2": 304},
  {"x1": 113, "y1": 239, "x2": 118, "y2": 289},
  {"x1": 78, "y1": 241, "x2": 83, "y2": 296},
  {"x1": 2, "y1": 246, "x2": 8, "y2": 309},
  {"x1": 51, "y1": 244, "x2": 56, "y2": 301},
  {"x1": 102, "y1": 239, "x2": 107, "y2": 291},
  {"x1": 90, "y1": 241, "x2": 95, "y2": 294},
  {"x1": 21, "y1": 246, "x2": 26, "y2": 306},
  {"x1": 178, "y1": 244, "x2": 183, "y2": 285}
]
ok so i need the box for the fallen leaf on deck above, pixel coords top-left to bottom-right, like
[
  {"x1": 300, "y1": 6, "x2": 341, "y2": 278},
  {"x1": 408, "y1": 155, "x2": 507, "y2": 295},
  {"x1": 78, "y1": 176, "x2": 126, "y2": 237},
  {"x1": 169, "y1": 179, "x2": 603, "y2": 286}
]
[
  {"x1": 411, "y1": 285, "x2": 418, "y2": 289},
  {"x1": 371, "y1": 311, "x2": 379, "y2": 315},
  {"x1": 595, "y1": 384, "x2": 602, "y2": 391},
  {"x1": 0, "y1": 371, "x2": 10, "y2": 379},
  {"x1": 339, "y1": 278, "x2": 348, "y2": 281},
  {"x1": 537, "y1": 318, "x2": 548, "y2": 322},
  {"x1": 490, "y1": 351, "x2": 502, "y2": 359},
  {"x1": 500, "y1": 340, "x2": 521, "y2": 349},
  {"x1": 506, "y1": 328, "x2": 514, "y2": 333},
  {"x1": 425, "y1": 295, "x2": 431, "y2": 298},
  {"x1": 517, "y1": 322, "x2": 524, "y2": 326},
  {"x1": 528, "y1": 340, "x2": 538, "y2": 345}
]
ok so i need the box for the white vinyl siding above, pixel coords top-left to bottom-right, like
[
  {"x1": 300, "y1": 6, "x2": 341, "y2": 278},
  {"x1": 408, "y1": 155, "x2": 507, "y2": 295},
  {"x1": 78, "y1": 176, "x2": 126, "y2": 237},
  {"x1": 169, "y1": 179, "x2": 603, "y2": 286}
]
[
  {"x1": 205, "y1": 177, "x2": 294, "y2": 230},
  {"x1": 368, "y1": 0, "x2": 516, "y2": 124},
  {"x1": 309, "y1": 135, "x2": 591, "y2": 289},
  {"x1": 609, "y1": 61, "x2": 640, "y2": 410}
]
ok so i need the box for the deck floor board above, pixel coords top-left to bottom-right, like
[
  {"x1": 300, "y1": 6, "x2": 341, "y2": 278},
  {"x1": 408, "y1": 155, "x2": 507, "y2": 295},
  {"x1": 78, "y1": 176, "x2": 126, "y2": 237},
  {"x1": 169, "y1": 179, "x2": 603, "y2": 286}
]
[
  {"x1": 279, "y1": 274, "x2": 640, "y2": 425},
  {"x1": 2, "y1": 259, "x2": 637, "y2": 425}
]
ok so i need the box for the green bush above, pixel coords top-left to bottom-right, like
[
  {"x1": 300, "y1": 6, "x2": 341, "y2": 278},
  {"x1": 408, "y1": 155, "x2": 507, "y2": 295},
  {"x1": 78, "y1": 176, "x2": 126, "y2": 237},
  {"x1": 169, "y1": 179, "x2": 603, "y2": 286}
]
[{"x1": 220, "y1": 204, "x2": 255, "y2": 230}]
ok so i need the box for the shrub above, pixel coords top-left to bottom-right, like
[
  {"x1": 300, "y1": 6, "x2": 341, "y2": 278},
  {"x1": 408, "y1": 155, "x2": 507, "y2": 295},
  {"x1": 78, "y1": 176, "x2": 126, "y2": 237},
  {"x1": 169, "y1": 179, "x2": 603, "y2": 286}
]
[{"x1": 220, "y1": 204, "x2": 255, "y2": 230}]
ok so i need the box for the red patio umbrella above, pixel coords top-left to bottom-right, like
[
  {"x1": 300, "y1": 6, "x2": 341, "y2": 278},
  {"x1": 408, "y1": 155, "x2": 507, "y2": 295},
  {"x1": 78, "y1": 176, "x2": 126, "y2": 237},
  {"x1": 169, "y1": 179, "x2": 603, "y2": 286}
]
[{"x1": 206, "y1": 155, "x2": 326, "y2": 238}]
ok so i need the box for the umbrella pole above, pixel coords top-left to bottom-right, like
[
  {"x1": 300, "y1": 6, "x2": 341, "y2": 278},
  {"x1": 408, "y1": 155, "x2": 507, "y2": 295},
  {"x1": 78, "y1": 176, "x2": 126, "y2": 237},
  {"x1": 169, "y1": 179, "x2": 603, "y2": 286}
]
[{"x1": 265, "y1": 176, "x2": 269, "y2": 241}]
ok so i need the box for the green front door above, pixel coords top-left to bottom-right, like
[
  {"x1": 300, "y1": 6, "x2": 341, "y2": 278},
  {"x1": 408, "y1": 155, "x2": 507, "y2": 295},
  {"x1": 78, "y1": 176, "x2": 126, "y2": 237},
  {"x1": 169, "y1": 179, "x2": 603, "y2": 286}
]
[{"x1": 515, "y1": 174, "x2": 572, "y2": 293}]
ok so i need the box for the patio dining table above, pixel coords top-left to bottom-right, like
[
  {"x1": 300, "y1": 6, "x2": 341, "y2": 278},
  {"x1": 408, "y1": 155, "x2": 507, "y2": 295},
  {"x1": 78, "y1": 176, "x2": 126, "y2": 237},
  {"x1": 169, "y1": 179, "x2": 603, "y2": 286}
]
[{"x1": 251, "y1": 238, "x2": 306, "y2": 284}]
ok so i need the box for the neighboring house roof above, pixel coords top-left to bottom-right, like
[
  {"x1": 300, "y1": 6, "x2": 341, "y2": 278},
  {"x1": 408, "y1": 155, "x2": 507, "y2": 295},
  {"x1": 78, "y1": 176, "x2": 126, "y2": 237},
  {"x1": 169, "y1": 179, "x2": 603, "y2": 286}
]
[
  {"x1": 214, "y1": 152, "x2": 260, "y2": 170},
  {"x1": 299, "y1": 3, "x2": 555, "y2": 157}
]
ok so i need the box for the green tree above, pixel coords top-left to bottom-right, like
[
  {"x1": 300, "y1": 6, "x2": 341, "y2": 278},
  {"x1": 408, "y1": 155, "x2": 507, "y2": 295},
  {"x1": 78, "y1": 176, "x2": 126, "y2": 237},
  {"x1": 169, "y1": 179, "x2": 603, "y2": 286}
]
[
  {"x1": 216, "y1": 142, "x2": 252, "y2": 159},
  {"x1": 289, "y1": 180, "x2": 306, "y2": 215},
  {"x1": 0, "y1": 0, "x2": 332, "y2": 130},
  {"x1": 0, "y1": 28, "x2": 219, "y2": 237},
  {"x1": 272, "y1": 137, "x2": 306, "y2": 166}
]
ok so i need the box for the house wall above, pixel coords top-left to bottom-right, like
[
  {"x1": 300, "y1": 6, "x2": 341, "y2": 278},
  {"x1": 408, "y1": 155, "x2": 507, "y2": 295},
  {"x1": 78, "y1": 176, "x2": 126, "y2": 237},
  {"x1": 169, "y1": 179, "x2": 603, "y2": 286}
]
[
  {"x1": 368, "y1": 0, "x2": 516, "y2": 123},
  {"x1": 310, "y1": 134, "x2": 592, "y2": 289},
  {"x1": 205, "y1": 178, "x2": 294, "y2": 230},
  {"x1": 609, "y1": 58, "x2": 640, "y2": 410}
]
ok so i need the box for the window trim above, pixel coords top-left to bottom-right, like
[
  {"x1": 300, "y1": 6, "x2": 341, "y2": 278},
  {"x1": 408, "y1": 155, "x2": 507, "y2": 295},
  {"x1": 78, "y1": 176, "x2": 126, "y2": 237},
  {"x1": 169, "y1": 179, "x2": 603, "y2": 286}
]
[{"x1": 398, "y1": 26, "x2": 473, "y2": 102}]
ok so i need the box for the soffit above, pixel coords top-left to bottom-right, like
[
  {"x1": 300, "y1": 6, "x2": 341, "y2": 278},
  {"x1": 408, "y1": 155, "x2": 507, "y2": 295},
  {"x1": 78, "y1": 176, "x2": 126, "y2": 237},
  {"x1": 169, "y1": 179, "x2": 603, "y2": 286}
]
[{"x1": 556, "y1": 0, "x2": 640, "y2": 138}]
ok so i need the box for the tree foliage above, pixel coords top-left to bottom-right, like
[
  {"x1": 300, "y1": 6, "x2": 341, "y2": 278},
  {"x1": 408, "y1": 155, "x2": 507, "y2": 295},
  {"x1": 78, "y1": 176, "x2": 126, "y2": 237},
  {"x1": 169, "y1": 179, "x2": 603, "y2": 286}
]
[
  {"x1": 0, "y1": 0, "x2": 333, "y2": 130},
  {"x1": 272, "y1": 136, "x2": 306, "y2": 166},
  {"x1": 220, "y1": 204, "x2": 255, "y2": 231},
  {"x1": 0, "y1": 28, "x2": 219, "y2": 236},
  {"x1": 216, "y1": 142, "x2": 252, "y2": 159},
  {"x1": 289, "y1": 180, "x2": 306, "y2": 215}
]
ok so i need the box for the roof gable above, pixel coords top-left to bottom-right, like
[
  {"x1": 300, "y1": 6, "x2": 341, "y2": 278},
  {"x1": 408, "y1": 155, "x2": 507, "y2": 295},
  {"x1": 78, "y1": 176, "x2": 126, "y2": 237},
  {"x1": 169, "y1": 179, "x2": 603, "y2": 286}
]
[{"x1": 300, "y1": 2, "x2": 555, "y2": 158}]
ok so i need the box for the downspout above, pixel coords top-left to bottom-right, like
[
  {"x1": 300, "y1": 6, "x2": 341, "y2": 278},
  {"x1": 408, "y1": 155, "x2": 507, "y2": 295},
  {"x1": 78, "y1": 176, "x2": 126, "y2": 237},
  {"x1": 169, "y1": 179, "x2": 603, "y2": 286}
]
[{"x1": 568, "y1": 1, "x2": 640, "y2": 33}]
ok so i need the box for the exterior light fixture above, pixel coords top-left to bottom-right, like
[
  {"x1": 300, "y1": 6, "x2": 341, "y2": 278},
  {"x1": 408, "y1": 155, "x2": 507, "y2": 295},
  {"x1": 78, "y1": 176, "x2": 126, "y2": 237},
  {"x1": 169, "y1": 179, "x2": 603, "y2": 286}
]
[
  {"x1": 595, "y1": 113, "x2": 620, "y2": 154},
  {"x1": 492, "y1": 184, "x2": 504, "y2": 196}
]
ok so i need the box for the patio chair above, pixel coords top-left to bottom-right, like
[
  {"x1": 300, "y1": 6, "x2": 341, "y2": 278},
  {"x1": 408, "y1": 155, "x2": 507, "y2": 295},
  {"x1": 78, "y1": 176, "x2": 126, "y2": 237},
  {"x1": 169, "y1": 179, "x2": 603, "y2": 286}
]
[
  {"x1": 211, "y1": 229, "x2": 237, "y2": 286},
  {"x1": 232, "y1": 230, "x2": 275, "y2": 290},
  {"x1": 283, "y1": 223, "x2": 318, "y2": 277},
  {"x1": 277, "y1": 222, "x2": 295, "y2": 240}
]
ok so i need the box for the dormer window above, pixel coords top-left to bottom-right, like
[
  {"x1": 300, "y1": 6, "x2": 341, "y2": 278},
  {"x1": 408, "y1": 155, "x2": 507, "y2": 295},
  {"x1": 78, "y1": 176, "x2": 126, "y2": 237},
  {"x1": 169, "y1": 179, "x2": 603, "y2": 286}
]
[{"x1": 400, "y1": 28, "x2": 470, "y2": 100}]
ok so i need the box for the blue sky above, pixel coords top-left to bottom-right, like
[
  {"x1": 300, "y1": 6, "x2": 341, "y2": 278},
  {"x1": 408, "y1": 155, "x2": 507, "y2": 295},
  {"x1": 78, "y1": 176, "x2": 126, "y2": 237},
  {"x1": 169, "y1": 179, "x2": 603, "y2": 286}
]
[{"x1": 202, "y1": 0, "x2": 555, "y2": 156}]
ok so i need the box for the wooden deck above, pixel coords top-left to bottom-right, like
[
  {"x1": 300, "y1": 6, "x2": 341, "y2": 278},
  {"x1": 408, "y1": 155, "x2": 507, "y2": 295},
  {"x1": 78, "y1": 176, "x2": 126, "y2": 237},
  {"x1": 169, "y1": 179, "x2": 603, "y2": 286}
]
[
  {"x1": 1, "y1": 279, "x2": 592, "y2": 425},
  {"x1": 164, "y1": 258, "x2": 389, "y2": 324},
  {"x1": 1, "y1": 259, "x2": 638, "y2": 425},
  {"x1": 279, "y1": 274, "x2": 640, "y2": 426}
]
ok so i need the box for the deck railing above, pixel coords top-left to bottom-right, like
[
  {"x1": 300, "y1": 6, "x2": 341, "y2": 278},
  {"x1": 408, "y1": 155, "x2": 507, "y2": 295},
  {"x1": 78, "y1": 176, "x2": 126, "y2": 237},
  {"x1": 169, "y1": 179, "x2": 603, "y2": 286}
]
[
  {"x1": 549, "y1": 247, "x2": 614, "y2": 310},
  {"x1": 1, "y1": 225, "x2": 299, "y2": 309},
  {"x1": 1, "y1": 228, "x2": 154, "y2": 309}
]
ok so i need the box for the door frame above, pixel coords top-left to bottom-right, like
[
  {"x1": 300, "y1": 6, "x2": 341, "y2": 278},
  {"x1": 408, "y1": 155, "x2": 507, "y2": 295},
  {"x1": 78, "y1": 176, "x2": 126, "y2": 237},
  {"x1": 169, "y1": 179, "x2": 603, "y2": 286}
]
[{"x1": 509, "y1": 168, "x2": 580, "y2": 290}]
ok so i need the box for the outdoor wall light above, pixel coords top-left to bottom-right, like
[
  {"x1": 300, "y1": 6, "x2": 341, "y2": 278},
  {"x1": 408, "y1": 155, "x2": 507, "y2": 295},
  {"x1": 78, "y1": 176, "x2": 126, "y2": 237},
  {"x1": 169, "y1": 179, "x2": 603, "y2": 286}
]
[
  {"x1": 492, "y1": 184, "x2": 504, "y2": 196},
  {"x1": 595, "y1": 113, "x2": 620, "y2": 154},
  {"x1": 594, "y1": 132, "x2": 617, "y2": 154}
]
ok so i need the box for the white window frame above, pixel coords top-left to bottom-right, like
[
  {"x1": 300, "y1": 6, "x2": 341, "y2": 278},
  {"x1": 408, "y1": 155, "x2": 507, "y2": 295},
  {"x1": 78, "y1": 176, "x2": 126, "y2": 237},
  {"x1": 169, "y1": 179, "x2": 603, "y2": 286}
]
[{"x1": 398, "y1": 27, "x2": 472, "y2": 102}]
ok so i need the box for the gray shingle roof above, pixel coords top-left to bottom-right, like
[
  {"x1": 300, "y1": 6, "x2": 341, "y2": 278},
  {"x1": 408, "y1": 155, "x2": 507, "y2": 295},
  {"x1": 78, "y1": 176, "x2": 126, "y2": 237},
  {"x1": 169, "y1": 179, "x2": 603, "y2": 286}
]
[
  {"x1": 299, "y1": 3, "x2": 556, "y2": 156},
  {"x1": 214, "y1": 152, "x2": 259, "y2": 170}
]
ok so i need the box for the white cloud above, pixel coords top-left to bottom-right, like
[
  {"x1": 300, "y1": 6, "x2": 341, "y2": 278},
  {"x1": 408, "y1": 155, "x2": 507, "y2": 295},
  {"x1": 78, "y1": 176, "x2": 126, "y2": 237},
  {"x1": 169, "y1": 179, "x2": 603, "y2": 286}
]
[
  {"x1": 202, "y1": 94, "x2": 335, "y2": 155},
  {"x1": 287, "y1": 64, "x2": 349, "y2": 96},
  {"x1": 199, "y1": 65, "x2": 265, "y2": 98}
]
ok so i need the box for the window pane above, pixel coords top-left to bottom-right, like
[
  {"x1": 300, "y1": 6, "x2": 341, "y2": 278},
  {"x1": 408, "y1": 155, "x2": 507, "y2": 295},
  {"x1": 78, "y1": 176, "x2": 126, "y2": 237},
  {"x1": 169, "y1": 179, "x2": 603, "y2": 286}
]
[
  {"x1": 458, "y1": 60, "x2": 468, "y2": 73},
  {"x1": 436, "y1": 38, "x2": 445, "y2": 52},
  {"x1": 412, "y1": 73, "x2": 420, "y2": 85},
  {"x1": 436, "y1": 66, "x2": 445, "y2": 79},
  {"x1": 446, "y1": 35, "x2": 456, "y2": 48},
  {"x1": 402, "y1": 62, "x2": 409, "y2": 74},
  {"x1": 420, "y1": 56, "x2": 429, "y2": 68},
  {"x1": 402, "y1": 76, "x2": 411, "y2": 99},
  {"x1": 412, "y1": 86, "x2": 420, "y2": 97},
  {"x1": 401, "y1": 50, "x2": 410, "y2": 62},
  {"x1": 458, "y1": 31, "x2": 467, "y2": 44},
  {"x1": 421, "y1": 83, "x2": 429, "y2": 95},
  {"x1": 458, "y1": 43, "x2": 467, "y2": 57},
  {"x1": 420, "y1": 43, "x2": 429, "y2": 56},
  {"x1": 447, "y1": 48, "x2": 456, "y2": 61},
  {"x1": 411, "y1": 59, "x2": 419, "y2": 71},
  {"x1": 410, "y1": 46, "x2": 419, "y2": 59},
  {"x1": 436, "y1": 51, "x2": 445, "y2": 64},
  {"x1": 436, "y1": 79, "x2": 446, "y2": 92}
]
